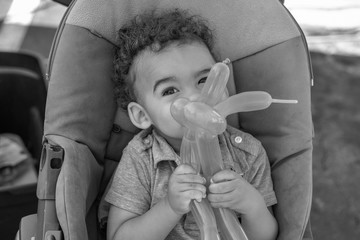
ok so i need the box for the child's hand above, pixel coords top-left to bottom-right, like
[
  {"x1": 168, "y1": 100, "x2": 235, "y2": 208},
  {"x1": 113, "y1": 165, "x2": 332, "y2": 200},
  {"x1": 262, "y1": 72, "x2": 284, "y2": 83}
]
[
  {"x1": 208, "y1": 169, "x2": 266, "y2": 217},
  {"x1": 167, "y1": 164, "x2": 206, "y2": 215}
]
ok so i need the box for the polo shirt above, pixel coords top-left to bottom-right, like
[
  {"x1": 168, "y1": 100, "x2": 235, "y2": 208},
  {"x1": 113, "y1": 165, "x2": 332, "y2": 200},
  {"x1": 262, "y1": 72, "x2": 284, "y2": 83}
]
[{"x1": 105, "y1": 125, "x2": 277, "y2": 239}]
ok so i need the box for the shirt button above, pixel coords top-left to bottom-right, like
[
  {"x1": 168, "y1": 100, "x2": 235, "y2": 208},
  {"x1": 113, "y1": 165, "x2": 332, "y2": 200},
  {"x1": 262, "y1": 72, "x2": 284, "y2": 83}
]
[
  {"x1": 234, "y1": 136, "x2": 242, "y2": 143},
  {"x1": 144, "y1": 138, "x2": 150, "y2": 145}
]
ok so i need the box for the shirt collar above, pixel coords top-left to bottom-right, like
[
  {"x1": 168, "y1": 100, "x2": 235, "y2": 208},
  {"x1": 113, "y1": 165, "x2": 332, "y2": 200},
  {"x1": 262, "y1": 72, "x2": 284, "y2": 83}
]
[
  {"x1": 150, "y1": 129, "x2": 182, "y2": 168},
  {"x1": 149, "y1": 128, "x2": 241, "y2": 173}
]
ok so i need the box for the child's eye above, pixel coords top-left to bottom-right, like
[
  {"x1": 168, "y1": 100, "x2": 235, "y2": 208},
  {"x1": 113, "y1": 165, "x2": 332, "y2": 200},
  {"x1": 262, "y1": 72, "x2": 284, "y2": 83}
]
[
  {"x1": 198, "y1": 77, "x2": 207, "y2": 85},
  {"x1": 162, "y1": 87, "x2": 179, "y2": 96}
]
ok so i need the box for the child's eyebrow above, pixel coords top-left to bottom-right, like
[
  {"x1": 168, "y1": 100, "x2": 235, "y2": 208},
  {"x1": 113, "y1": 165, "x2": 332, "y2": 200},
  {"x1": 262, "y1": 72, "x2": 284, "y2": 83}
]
[
  {"x1": 153, "y1": 77, "x2": 174, "y2": 93},
  {"x1": 195, "y1": 68, "x2": 211, "y2": 78}
]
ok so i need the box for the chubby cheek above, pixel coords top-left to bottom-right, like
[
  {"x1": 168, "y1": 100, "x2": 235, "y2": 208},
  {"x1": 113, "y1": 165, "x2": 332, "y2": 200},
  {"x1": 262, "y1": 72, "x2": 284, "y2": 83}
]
[
  {"x1": 163, "y1": 119, "x2": 184, "y2": 139},
  {"x1": 153, "y1": 105, "x2": 184, "y2": 138}
]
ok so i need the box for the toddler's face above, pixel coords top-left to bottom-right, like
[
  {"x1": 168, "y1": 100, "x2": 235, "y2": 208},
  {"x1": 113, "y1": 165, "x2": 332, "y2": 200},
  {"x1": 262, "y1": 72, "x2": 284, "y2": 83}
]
[{"x1": 132, "y1": 42, "x2": 216, "y2": 148}]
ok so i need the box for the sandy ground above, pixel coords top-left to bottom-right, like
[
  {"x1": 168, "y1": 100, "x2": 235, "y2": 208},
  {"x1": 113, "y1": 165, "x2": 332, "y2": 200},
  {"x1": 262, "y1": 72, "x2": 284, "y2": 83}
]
[
  {"x1": 310, "y1": 52, "x2": 360, "y2": 240},
  {"x1": 0, "y1": 0, "x2": 360, "y2": 239}
]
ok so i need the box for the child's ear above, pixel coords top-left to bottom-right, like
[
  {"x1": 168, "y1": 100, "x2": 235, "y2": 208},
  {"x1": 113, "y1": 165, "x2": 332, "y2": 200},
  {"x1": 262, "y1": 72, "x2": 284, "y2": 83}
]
[{"x1": 127, "y1": 102, "x2": 152, "y2": 129}]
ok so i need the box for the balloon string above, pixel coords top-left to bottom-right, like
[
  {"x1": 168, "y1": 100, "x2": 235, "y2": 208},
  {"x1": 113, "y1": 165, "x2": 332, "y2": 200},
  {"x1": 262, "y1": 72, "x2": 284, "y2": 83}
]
[{"x1": 272, "y1": 99, "x2": 298, "y2": 104}]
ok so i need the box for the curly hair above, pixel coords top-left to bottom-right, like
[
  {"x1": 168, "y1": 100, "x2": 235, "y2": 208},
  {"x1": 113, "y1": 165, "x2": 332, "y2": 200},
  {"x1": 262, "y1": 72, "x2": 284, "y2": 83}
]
[{"x1": 113, "y1": 8, "x2": 217, "y2": 110}]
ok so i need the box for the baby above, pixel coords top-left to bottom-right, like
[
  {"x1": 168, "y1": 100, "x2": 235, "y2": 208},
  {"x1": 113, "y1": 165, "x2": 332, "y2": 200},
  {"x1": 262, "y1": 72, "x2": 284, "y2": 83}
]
[{"x1": 105, "y1": 8, "x2": 278, "y2": 240}]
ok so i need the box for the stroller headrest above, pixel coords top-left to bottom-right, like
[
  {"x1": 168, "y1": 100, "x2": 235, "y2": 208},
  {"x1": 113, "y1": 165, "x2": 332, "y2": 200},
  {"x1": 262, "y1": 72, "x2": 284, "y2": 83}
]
[{"x1": 66, "y1": 0, "x2": 299, "y2": 60}]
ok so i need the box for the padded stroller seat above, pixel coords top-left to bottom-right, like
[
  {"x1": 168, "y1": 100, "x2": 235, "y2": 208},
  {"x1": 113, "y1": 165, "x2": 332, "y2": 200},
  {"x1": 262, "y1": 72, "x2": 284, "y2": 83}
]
[{"x1": 21, "y1": 0, "x2": 313, "y2": 240}]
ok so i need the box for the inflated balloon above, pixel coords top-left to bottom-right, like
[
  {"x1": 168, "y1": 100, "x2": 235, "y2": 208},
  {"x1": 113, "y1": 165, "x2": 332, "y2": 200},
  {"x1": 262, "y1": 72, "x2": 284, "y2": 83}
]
[{"x1": 171, "y1": 60, "x2": 297, "y2": 240}]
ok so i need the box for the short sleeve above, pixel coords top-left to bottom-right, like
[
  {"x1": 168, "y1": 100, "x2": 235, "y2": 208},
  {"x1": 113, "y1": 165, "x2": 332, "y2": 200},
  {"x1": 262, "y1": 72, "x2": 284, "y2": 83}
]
[
  {"x1": 246, "y1": 146, "x2": 277, "y2": 207},
  {"x1": 105, "y1": 147, "x2": 152, "y2": 215}
]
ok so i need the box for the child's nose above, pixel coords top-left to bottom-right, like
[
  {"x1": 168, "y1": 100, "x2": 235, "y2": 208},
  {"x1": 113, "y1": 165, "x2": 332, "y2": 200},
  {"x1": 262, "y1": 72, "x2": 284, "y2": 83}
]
[{"x1": 187, "y1": 91, "x2": 201, "y2": 102}]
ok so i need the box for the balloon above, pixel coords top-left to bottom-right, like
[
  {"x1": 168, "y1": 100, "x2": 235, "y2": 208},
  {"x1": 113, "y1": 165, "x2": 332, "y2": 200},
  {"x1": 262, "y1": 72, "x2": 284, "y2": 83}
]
[{"x1": 171, "y1": 60, "x2": 297, "y2": 240}]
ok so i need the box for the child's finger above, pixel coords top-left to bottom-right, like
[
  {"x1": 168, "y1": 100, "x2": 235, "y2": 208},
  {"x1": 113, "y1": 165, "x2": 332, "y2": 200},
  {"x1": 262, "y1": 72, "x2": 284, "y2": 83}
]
[
  {"x1": 211, "y1": 169, "x2": 239, "y2": 183},
  {"x1": 174, "y1": 164, "x2": 206, "y2": 184},
  {"x1": 209, "y1": 180, "x2": 236, "y2": 194},
  {"x1": 184, "y1": 189, "x2": 207, "y2": 202},
  {"x1": 180, "y1": 183, "x2": 207, "y2": 195},
  {"x1": 177, "y1": 174, "x2": 206, "y2": 184},
  {"x1": 174, "y1": 164, "x2": 197, "y2": 175},
  {"x1": 207, "y1": 191, "x2": 233, "y2": 204}
]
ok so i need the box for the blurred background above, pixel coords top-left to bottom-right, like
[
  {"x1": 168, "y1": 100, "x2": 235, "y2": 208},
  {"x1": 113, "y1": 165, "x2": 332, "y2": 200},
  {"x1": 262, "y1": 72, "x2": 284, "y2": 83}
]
[{"x1": 0, "y1": 0, "x2": 359, "y2": 239}]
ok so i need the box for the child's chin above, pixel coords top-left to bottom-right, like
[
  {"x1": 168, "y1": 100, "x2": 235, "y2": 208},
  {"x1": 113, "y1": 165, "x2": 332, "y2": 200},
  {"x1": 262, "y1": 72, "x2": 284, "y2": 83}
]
[
  {"x1": 156, "y1": 127, "x2": 182, "y2": 140},
  {"x1": 168, "y1": 131, "x2": 184, "y2": 140},
  {"x1": 165, "y1": 127, "x2": 185, "y2": 139}
]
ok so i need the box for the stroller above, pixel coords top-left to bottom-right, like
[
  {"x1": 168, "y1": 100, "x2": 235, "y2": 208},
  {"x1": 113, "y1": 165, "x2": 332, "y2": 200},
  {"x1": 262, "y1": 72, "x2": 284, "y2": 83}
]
[
  {"x1": 0, "y1": 51, "x2": 46, "y2": 240},
  {"x1": 18, "y1": 0, "x2": 314, "y2": 239}
]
